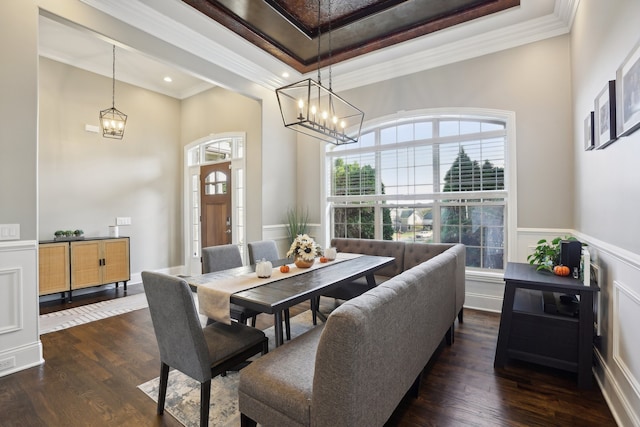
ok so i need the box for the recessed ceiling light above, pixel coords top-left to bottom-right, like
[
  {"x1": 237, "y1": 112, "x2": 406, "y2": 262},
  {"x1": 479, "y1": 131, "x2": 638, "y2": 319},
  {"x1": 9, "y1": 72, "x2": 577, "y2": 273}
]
[
  {"x1": 282, "y1": 72, "x2": 290, "y2": 78},
  {"x1": 163, "y1": 76, "x2": 173, "y2": 83}
]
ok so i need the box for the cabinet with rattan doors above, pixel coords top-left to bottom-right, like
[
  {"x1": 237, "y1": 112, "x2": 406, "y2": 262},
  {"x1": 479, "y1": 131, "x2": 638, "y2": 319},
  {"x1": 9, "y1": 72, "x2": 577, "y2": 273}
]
[
  {"x1": 70, "y1": 237, "x2": 130, "y2": 295},
  {"x1": 38, "y1": 242, "x2": 71, "y2": 296}
]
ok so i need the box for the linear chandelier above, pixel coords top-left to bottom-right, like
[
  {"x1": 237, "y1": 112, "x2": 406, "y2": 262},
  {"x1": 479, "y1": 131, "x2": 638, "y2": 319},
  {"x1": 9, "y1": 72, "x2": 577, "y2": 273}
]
[
  {"x1": 275, "y1": 0, "x2": 364, "y2": 145},
  {"x1": 100, "y1": 45, "x2": 127, "y2": 139}
]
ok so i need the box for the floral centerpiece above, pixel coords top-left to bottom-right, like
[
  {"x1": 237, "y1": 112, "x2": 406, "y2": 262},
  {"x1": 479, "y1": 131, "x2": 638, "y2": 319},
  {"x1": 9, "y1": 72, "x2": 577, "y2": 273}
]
[{"x1": 286, "y1": 234, "x2": 320, "y2": 268}]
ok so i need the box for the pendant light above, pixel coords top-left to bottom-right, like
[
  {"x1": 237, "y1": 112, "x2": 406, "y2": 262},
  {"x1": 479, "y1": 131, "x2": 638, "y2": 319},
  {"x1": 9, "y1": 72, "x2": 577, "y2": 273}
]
[
  {"x1": 275, "y1": 0, "x2": 364, "y2": 145},
  {"x1": 99, "y1": 45, "x2": 127, "y2": 139}
]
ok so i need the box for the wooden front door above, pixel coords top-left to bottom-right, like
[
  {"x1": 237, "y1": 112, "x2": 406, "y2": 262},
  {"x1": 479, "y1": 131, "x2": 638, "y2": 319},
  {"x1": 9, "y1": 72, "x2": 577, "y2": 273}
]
[{"x1": 200, "y1": 162, "x2": 232, "y2": 249}]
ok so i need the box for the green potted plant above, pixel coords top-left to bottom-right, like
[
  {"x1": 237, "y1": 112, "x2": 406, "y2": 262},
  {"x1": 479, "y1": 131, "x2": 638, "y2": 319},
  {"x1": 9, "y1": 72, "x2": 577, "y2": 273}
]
[
  {"x1": 527, "y1": 235, "x2": 578, "y2": 272},
  {"x1": 285, "y1": 207, "x2": 309, "y2": 245}
]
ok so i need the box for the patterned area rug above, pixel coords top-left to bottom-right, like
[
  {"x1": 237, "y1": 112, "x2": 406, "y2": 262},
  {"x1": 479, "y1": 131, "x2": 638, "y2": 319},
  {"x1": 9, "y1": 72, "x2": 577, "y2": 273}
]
[
  {"x1": 39, "y1": 292, "x2": 149, "y2": 334},
  {"x1": 137, "y1": 310, "x2": 317, "y2": 427}
]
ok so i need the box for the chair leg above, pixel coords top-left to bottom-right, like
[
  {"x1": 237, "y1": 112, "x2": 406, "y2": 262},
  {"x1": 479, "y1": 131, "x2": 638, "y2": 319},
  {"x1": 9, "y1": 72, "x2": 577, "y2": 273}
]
[
  {"x1": 157, "y1": 362, "x2": 170, "y2": 415},
  {"x1": 251, "y1": 315, "x2": 257, "y2": 327},
  {"x1": 458, "y1": 308, "x2": 464, "y2": 323},
  {"x1": 284, "y1": 309, "x2": 291, "y2": 340},
  {"x1": 446, "y1": 323, "x2": 454, "y2": 345},
  {"x1": 241, "y1": 413, "x2": 257, "y2": 427},
  {"x1": 200, "y1": 380, "x2": 211, "y2": 427}
]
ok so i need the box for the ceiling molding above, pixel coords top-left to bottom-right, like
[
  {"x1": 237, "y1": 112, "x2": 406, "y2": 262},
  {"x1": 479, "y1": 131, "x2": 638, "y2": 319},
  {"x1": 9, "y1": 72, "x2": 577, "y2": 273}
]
[
  {"x1": 74, "y1": 0, "x2": 574, "y2": 94},
  {"x1": 333, "y1": 9, "x2": 573, "y2": 91},
  {"x1": 79, "y1": 0, "x2": 287, "y2": 89}
]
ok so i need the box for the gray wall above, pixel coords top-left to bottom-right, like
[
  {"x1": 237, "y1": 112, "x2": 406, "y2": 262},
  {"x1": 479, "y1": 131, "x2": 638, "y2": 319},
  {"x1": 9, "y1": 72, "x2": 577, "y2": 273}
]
[
  {"x1": 335, "y1": 35, "x2": 574, "y2": 230},
  {"x1": 572, "y1": 0, "x2": 640, "y2": 255},
  {"x1": 38, "y1": 58, "x2": 183, "y2": 272},
  {"x1": 1, "y1": 0, "x2": 38, "y2": 239}
]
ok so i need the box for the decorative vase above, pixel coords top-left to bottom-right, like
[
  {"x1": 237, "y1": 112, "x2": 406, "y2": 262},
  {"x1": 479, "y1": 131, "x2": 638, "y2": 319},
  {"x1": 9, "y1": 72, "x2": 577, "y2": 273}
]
[{"x1": 294, "y1": 257, "x2": 314, "y2": 268}]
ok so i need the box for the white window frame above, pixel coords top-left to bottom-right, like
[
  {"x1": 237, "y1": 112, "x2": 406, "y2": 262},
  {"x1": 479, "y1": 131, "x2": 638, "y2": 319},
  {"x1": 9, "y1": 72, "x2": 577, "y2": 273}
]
[{"x1": 321, "y1": 108, "x2": 517, "y2": 272}]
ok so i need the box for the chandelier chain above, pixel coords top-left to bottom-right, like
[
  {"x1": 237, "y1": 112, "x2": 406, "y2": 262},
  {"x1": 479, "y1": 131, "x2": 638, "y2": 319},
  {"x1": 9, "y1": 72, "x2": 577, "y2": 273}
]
[
  {"x1": 111, "y1": 45, "x2": 116, "y2": 108},
  {"x1": 328, "y1": 0, "x2": 332, "y2": 91}
]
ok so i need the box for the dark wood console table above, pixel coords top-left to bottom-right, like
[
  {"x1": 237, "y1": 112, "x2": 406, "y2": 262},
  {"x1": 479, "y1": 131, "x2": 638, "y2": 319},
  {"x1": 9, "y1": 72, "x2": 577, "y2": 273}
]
[{"x1": 494, "y1": 262, "x2": 599, "y2": 388}]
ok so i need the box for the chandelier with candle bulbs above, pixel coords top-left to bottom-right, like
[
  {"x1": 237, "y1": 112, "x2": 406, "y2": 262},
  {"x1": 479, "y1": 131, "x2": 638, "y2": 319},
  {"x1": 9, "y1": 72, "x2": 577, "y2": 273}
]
[{"x1": 275, "y1": 0, "x2": 364, "y2": 145}]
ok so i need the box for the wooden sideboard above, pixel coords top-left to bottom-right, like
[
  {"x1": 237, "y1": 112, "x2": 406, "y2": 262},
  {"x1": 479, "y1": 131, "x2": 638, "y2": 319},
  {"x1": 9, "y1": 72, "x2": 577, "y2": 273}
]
[{"x1": 39, "y1": 237, "x2": 130, "y2": 301}]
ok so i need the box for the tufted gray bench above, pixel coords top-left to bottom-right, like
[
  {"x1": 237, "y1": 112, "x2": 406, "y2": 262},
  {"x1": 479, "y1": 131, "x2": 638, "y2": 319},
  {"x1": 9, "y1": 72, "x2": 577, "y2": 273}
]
[
  {"x1": 325, "y1": 239, "x2": 465, "y2": 323},
  {"x1": 238, "y1": 243, "x2": 466, "y2": 427}
]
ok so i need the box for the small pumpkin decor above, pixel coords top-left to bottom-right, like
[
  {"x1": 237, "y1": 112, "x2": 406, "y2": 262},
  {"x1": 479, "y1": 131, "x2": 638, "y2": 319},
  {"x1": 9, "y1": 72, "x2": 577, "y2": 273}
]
[
  {"x1": 279, "y1": 265, "x2": 290, "y2": 273},
  {"x1": 553, "y1": 265, "x2": 571, "y2": 276},
  {"x1": 255, "y1": 259, "x2": 273, "y2": 278}
]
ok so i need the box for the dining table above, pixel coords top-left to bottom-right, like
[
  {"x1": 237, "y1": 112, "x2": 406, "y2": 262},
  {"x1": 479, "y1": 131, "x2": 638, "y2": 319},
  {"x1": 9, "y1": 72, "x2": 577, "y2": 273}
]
[{"x1": 186, "y1": 253, "x2": 395, "y2": 347}]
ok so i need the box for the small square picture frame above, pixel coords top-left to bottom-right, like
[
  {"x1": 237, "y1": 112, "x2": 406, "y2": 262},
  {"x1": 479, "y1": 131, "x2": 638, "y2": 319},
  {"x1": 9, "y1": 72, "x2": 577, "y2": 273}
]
[
  {"x1": 584, "y1": 111, "x2": 594, "y2": 150},
  {"x1": 616, "y1": 38, "x2": 640, "y2": 137},
  {"x1": 594, "y1": 80, "x2": 617, "y2": 149}
]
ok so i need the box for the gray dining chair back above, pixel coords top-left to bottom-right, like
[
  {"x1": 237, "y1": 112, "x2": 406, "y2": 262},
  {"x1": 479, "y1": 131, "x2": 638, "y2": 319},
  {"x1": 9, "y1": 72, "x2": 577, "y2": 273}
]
[
  {"x1": 142, "y1": 271, "x2": 268, "y2": 427},
  {"x1": 202, "y1": 244, "x2": 243, "y2": 273},
  {"x1": 201, "y1": 244, "x2": 259, "y2": 327},
  {"x1": 247, "y1": 240, "x2": 279, "y2": 264}
]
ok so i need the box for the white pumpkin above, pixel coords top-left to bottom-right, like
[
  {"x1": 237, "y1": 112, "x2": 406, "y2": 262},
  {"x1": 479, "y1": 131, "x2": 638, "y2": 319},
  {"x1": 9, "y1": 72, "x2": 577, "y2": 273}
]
[{"x1": 256, "y1": 260, "x2": 273, "y2": 278}]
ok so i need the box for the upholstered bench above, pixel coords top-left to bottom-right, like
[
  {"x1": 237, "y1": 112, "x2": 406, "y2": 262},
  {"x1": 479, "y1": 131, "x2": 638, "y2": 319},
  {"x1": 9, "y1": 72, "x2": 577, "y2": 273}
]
[
  {"x1": 238, "y1": 244, "x2": 465, "y2": 427},
  {"x1": 325, "y1": 239, "x2": 465, "y2": 322}
]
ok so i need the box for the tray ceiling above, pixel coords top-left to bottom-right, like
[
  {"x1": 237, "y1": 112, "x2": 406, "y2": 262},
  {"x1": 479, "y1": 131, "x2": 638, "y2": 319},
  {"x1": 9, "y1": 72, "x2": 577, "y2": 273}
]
[{"x1": 182, "y1": 0, "x2": 520, "y2": 73}]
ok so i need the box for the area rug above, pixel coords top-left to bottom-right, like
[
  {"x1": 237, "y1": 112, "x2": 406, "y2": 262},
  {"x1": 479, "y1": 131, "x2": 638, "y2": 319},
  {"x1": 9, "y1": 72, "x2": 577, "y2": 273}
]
[
  {"x1": 39, "y1": 292, "x2": 149, "y2": 334},
  {"x1": 137, "y1": 310, "x2": 317, "y2": 427}
]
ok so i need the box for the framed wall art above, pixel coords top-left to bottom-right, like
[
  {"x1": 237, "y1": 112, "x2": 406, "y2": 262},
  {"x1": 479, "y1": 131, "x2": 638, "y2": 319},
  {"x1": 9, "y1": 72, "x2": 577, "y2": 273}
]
[
  {"x1": 594, "y1": 80, "x2": 617, "y2": 149},
  {"x1": 584, "y1": 111, "x2": 594, "y2": 150},
  {"x1": 616, "y1": 39, "x2": 640, "y2": 136}
]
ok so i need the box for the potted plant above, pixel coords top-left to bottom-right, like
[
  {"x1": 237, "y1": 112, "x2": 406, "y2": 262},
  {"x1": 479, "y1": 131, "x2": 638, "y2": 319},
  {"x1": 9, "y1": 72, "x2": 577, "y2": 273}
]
[
  {"x1": 527, "y1": 235, "x2": 578, "y2": 272},
  {"x1": 285, "y1": 207, "x2": 309, "y2": 245}
]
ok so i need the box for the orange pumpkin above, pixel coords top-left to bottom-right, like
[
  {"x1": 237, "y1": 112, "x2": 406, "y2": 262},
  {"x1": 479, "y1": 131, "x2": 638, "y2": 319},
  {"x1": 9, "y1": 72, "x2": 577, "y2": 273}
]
[
  {"x1": 320, "y1": 256, "x2": 328, "y2": 263},
  {"x1": 279, "y1": 265, "x2": 290, "y2": 273},
  {"x1": 553, "y1": 265, "x2": 571, "y2": 276}
]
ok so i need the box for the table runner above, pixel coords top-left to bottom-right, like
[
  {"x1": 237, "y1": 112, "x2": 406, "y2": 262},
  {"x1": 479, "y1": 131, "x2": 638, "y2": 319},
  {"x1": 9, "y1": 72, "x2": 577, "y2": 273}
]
[{"x1": 197, "y1": 252, "x2": 362, "y2": 324}]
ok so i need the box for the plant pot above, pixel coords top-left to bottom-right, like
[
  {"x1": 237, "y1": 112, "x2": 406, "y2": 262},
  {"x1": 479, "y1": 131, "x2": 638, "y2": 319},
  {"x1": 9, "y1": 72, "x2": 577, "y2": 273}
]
[{"x1": 294, "y1": 257, "x2": 314, "y2": 268}]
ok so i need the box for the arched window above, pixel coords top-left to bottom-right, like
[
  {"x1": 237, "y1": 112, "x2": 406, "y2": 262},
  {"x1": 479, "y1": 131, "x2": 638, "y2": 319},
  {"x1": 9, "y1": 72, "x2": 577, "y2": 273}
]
[{"x1": 325, "y1": 110, "x2": 514, "y2": 271}]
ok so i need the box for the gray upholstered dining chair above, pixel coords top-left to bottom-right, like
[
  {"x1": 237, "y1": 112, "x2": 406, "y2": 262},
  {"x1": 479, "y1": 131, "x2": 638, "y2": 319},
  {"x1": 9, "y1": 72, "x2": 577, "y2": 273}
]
[
  {"x1": 246, "y1": 240, "x2": 293, "y2": 339},
  {"x1": 247, "y1": 240, "x2": 279, "y2": 265},
  {"x1": 202, "y1": 245, "x2": 260, "y2": 326},
  {"x1": 141, "y1": 271, "x2": 268, "y2": 427}
]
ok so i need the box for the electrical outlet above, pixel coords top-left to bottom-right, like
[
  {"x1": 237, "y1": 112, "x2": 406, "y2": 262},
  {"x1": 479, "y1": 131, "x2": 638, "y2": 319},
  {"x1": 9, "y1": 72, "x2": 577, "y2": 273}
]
[
  {"x1": 116, "y1": 217, "x2": 131, "y2": 226},
  {"x1": 0, "y1": 357, "x2": 15, "y2": 371}
]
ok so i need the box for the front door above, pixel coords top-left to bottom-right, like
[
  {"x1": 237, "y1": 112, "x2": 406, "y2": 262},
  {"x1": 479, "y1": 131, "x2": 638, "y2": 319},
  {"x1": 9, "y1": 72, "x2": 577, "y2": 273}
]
[{"x1": 200, "y1": 162, "x2": 232, "y2": 249}]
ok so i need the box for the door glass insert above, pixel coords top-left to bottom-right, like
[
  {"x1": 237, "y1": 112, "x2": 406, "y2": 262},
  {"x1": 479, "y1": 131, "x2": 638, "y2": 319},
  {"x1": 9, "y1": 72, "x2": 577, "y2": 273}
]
[{"x1": 204, "y1": 171, "x2": 228, "y2": 195}]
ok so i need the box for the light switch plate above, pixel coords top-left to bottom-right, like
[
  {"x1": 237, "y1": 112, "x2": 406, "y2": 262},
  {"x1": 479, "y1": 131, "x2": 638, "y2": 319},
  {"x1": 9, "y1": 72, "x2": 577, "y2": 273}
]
[
  {"x1": 116, "y1": 217, "x2": 132, "y2": 226},
  {"x1": 0, "y1": 224, "x2": 20, "y2": 240}
]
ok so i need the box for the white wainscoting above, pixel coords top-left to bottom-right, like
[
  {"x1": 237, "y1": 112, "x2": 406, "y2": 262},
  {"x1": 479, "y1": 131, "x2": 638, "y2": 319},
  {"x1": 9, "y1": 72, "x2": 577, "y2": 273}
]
[
  {"x1": 0, "y1": 267, "x2": 23, "y2": 334},
  {"x1": 0, "y1": 240, "x2": 43, "y2": 377},
  {"x1": 613, "y1": 280, "x2": 640, "y2": 420},
  {"x1": 572, "y1": 232, "x2": 640, "y2": 427}
]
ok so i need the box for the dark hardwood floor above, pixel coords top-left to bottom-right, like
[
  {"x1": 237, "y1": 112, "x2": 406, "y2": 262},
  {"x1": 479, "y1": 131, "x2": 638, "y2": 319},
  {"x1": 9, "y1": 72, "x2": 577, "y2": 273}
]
[{"x1": 0, "y1": 289, "x2": 616, "y2": 426}]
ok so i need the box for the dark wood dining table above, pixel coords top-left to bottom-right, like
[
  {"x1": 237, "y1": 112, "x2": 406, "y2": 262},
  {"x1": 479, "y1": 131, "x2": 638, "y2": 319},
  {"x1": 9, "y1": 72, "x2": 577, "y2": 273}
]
[{"x1": 186, "y1": 255, "x2": 394, "y2": 347}]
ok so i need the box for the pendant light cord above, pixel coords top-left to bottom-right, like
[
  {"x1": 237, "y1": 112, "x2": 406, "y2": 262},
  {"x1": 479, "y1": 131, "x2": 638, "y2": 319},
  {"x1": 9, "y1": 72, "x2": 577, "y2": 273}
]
[
  {"x1": 111, "y1": 45, "x2": 116, "y2": 109},
  {"x1": 316, "y1": 0, "x2": 333, "y2": 90},
  {"x1": 317, "y1": 0, "x2": 321, "y2": 85}
]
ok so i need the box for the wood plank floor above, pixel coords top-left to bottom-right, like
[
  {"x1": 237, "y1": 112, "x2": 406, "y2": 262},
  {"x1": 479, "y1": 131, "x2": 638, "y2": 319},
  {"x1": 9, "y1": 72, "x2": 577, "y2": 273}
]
[{"x1": 0, "y1": 286, "x2": 617, "y2": 426}]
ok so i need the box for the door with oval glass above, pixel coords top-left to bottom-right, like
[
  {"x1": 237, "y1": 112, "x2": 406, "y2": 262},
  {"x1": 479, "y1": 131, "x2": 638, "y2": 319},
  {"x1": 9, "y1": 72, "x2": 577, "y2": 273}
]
[{"x1": 200, "y1": 162, "x2": 232, "y2": 248}]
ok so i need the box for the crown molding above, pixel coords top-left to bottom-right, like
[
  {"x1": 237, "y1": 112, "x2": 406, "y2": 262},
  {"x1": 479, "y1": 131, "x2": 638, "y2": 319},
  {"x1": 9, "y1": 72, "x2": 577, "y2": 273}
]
[
  {"x1": 78, "y1": 0, "x2": 575, "y2": 93},
  {"x1": 79, "y1": 0, "x2": 287, "y2": 90},
  {"x1": 333, "y1": 9, "x2": 573, "y2": 91}
]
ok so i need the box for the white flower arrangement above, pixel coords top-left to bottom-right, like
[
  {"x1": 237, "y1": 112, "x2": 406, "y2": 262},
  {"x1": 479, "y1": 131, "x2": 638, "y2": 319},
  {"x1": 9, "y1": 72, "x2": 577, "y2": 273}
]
[{"x1": 286, "y1": 234, "x2": 319, "y2": 261}]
